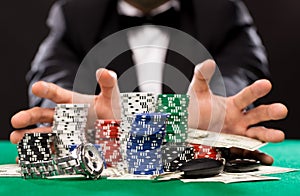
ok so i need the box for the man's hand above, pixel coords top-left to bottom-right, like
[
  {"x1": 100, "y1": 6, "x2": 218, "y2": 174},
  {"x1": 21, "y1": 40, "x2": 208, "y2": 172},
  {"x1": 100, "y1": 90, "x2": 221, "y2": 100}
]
[
  {"x1": 187, "y1": 59, "x2": 288, "y2": 165},
  {"x1": 10, "y1": 68, "x2": 120, "y2": 144}
]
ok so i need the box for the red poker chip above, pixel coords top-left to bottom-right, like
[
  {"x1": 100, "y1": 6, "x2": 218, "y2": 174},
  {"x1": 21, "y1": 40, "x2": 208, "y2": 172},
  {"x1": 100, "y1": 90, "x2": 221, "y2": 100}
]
[
  {"x1": 95, "y1": 119, "x2": 121, "y2": 125},
  {"x1": 189, "y1": 143, "x2": 221, "y2": 160},
  {"x1": 95, "y1": 126, "x2": 120, "y2": 130},
  {"x1": 96, "y1": 132, "x2": 119, "y2": 136},
  {"x1": 96, "y1": 135, "x2": 119, "y2": 139},
  {"x1": 96, "y1": 130, "x2": 120, "y2": 134}
]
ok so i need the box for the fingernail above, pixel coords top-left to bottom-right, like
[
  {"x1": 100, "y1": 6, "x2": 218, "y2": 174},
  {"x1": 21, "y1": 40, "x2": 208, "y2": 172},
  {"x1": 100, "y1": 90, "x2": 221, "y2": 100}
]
[
  {"x1": 195, "y1": 63, "x2": 203, "y2": 73},
  {"x1": 40, "y1": 81, "x2": 49, "y2": 95},
  {"x1": 108, "y1": 70, "x2": 117, "y2": 79},
  {"x1": 96, "y1": 69, "x2": 103, "y2": 81}
]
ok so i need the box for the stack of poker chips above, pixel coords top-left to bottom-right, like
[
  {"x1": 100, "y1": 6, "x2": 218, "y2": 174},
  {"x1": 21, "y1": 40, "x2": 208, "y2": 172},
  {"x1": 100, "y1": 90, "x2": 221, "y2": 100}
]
[
  {"x1": 85, "y1": 128, "x2": 96, "y2": 144},
  {"x1": 155, "y1": 94, "x2": 194, "y2": 172},
  {"x1": 94, "y1": 119, "x2": 122, "y2": 167},
  {"x1": 189, "y1": 144, "x2": 222, "y2": 160},
  {"x1": 119, "y1": 92, "x2": 157, "y2": 161},
  {"x1": 155, "y1": 94, "x2": 189, "y2": 143},
  {"x1": 126, "y1": 113, "x2": 169, "y2": 175},
  {"x1": 52, "y1": 104, "x2": 89, "y2": 157},
  {"x1": 162, "y1": 145, "x2": 195, "y2": 172},
  {"x1": 17, "y1": 133, "x2": 55, "y2": 163}
]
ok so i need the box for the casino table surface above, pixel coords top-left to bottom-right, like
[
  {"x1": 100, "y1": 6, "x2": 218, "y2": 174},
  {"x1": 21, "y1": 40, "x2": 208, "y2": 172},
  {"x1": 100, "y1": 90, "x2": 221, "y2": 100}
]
[{"x1": 0, "y1": 140, "x2": 299, "y2": 196}]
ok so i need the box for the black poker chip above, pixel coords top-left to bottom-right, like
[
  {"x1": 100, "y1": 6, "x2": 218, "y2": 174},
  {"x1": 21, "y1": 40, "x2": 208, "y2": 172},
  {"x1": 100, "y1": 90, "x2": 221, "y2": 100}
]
[{"x1": 179, "y1": 158, "x2": 224, "y2": 178}]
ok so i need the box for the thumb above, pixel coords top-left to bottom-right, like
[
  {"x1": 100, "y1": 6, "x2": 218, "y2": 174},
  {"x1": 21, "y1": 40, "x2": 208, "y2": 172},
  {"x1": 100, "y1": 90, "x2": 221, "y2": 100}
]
[
  {"x1": 187, "y1": 59, "x2": 216, "y2": 95},
  {"x1": 96, "y1": 68, "x2": 118, "y2": 100},
  {"x1": 94, "y1": 68, "x2": 121, "y2": 119},
  {"x1": 187, "y1": 59, "x2": 216, "y2": 129}
]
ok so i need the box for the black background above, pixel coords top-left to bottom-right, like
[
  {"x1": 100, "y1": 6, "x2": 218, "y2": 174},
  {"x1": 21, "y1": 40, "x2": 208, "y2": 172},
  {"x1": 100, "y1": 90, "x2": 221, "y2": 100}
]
[{"x1": 0, "y1": 0, "x2": 299, "y2": 140}]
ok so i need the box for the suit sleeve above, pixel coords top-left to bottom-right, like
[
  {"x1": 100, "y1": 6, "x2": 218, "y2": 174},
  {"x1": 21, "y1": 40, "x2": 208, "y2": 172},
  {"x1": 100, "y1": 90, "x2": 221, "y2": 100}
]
[
  {"x1": 212, "y1": 0, "x2": 270, "y2": 97},
  {"x1": 26, "y1": 1, "x2": 80, "y2": 108}
]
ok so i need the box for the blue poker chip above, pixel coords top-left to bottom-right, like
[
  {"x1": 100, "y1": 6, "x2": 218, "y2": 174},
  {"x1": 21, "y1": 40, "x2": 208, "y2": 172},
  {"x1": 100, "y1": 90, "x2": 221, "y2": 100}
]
[
  {"x1": 126, "y1": 148, "x2": 162, "y2": 157},
  {"x1": 126, "y1": 148, "x2": 161, "y2": 154},
  {"x1": 123, "y1": 112, "x2": 170, "y2": 175},
  {"x1": 131, "y1": 123, "x2": 166, "y2": 130},
  {"x1": 127, "y1": 159, "x2": 162, "y2": 166},
  {"x1": 128, "y1": 133, "x2": 165, "y2": 140},
  {"x1": 126, "y1": 153, "x2": 162, "y2": 160},
  {"x1": 128, "y1": 136, "x2": 164, "y2": 142},
  {"x1": 128, "y1": 164, "x2": 163, "y2": 171},
  {"x1": 127, "y1": 140, "x2": 164, "y2": 146},
  {"x1": 130, "y1": 127, "x2": 165, "y2": 135},
  {"x1": 130, "y1": 127, "x2": 165, "y2": 134},
  {"x1": 127, "y1": 138, "x2": 163, "y2": 146},
  {"x1": 134, "y1": 113, "x2": 170, "y2": 123},
  {"x1": 128, "y1": 166, "x2": 164, "y2": 172},
  {"x1": 129, "y1": 131, "x2": 165, "y2": 138},
  {"x1": 126, "y1": 144, "x2": 160, "y2": 151},
  {"x1": 131, "y1": 168, "x2": 164, "y2": 175},
  {"x1": 127, "y1": 159, "x2": 163, "y2": 166},
  {"x1": 126, "y1": 143, "x2": 161, "y2": 151}
]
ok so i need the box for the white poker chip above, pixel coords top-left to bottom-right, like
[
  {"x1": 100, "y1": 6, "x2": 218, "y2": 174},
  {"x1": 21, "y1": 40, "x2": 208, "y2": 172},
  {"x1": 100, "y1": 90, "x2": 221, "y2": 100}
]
[{"x1": 56, "y1": 103, "x2": 90, "y2": 108}]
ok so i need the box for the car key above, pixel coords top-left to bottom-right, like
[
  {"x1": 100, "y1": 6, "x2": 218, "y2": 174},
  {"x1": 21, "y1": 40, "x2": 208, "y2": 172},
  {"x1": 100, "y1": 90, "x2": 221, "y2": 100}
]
[
  {"x1": 178, "y1": 158, "x2": 224, "y2": 178},
  {"x1": 224, "y1": 158, "x2": 261, "y2": 173}
]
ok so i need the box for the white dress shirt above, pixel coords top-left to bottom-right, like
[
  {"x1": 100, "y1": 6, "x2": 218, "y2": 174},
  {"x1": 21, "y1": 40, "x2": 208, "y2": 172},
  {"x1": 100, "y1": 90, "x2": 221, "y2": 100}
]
[{"x1": 118, "y1": 0, "x2": 179, "y2": 93}]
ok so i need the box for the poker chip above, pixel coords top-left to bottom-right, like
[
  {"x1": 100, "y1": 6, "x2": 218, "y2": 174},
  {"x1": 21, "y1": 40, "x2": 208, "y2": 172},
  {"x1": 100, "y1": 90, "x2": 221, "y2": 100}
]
[
  {"x1": 188, "y1": 143, "x2": 222, "y2": 160},
  {"x1": 17, "y1": 133, "x2": 55, "y2": 163},
  {"x1": 125, "y1": 112, "x2": 169, "y2": 175},
  {"x1": 17, "y1": 93, "x2": 229, "y2": 179},
  {"x1": 119, "y1": 92, "x2": 157, "y2": 168},
  {"x1": 94, "y1": 119, "x2": 122, "y2": 167},
  {"x1": 52, "y1": 103, "x2": 89, "y2": 157},
  {"x1": 161, "y1": 144, "x2": 195, "y2": 172},
  {"x1": 155, "y1": 94, "x2": 190, "y2": 143}
]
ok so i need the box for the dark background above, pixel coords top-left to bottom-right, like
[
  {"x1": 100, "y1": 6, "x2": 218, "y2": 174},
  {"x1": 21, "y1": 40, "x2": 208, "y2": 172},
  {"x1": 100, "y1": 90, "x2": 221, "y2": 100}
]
[{"x1": 0, "y1": 0, "x2": 299, "y2": 140}]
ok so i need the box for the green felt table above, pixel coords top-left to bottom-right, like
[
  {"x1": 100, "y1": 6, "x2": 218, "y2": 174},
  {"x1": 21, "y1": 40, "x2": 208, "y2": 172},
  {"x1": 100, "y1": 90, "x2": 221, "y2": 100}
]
[{"x1": 0, "y1": 140, "x2": 299, "y2": 196}]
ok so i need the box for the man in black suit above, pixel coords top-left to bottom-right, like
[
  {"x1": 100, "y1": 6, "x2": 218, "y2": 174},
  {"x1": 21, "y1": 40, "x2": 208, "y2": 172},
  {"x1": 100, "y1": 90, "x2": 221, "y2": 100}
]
[
  {"x1": 10, "y1": 0, "x2": 288, "y2": 164},
  {"x1": 26, "y1": 0, "x2": 269, "y2": 107}
]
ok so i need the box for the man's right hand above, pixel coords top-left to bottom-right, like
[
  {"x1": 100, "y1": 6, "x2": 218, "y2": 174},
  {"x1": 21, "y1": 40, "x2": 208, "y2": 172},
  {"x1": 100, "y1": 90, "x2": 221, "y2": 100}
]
[{"x1": 10, "y1": 68, "x2": 120, "y2": 145}]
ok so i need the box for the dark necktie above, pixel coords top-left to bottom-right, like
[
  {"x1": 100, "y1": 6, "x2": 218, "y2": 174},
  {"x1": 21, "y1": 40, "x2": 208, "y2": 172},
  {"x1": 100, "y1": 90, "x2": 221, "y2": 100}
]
[{"x1": 119, "y1": 7, "x2": 179, "y2": 29}]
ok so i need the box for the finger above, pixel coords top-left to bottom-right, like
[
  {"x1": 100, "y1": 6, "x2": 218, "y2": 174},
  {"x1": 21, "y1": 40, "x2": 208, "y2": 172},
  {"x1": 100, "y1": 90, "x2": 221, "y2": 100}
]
[
  {"x1": 96, "y1": 68, "x2": 118, "y2": 100},
  {"x1": 188, "y1": 59, "x2": 216, "y2": 94},
  {"x1": 31, "y1": 81, "x2": 73, "y2": 103},
  {"x1": 245, "y1": 126, "x2": 285, "y2": 143},
  {"x1": 230, "y1": 148, "x2": 274, "y2": 165},
  {"x1": 95, "y1": 68, "x2": 121, "y2": 120},
  {"x1": 244, "y1": 103, "x2": 288, "y2": 125},
  {"x1": 243, "y1": 150, "x2": 274, "y2": 165},
  {"x1": 10, "y1": 127, "x2": 52, "y2": 144},
  {"x1": 11, "y1": 107, "x2": 54, "y2": 129},
  {"x1": 233, "y1": 79, "x2": 272, "y2": 110}
]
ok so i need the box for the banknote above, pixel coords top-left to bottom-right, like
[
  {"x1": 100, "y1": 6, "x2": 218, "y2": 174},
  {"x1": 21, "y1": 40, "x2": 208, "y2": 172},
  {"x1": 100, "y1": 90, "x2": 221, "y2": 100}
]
[
  {"x1": 180, "y1": 173, "x2": 280, "y2": 184},
  {"x1": 0, "y1": 164, "x2": 21, "y2": 177},
  {"x1": 186, "y1": 128, "x2": 267, "y2": 151}
]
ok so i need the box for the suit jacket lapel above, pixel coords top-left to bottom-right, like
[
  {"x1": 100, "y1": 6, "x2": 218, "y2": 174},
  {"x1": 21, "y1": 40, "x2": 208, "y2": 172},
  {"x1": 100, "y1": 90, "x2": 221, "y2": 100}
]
[
  {"x1": 163, "y1": 0, "x2": 197, "y2": 94},
  {"x1": 96, "y1": 1, "x2": 139, "y2": 93}
]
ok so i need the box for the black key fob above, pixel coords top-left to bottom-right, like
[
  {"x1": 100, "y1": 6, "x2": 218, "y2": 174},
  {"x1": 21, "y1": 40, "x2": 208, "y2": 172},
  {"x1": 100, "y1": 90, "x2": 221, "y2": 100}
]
[
  {"x1": 179, "y1": 158, "x2": 224, "y2": 178},
  {"x1": 224, "y1": 159, "x2": 261, "y2": 173}
]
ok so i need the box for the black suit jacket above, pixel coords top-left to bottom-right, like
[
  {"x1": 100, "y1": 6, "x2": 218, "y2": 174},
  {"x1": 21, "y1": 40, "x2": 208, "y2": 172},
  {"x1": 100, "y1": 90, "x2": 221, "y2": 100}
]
[{"x1": 26, "y1": 0, "x2": 269, "y2": 108}]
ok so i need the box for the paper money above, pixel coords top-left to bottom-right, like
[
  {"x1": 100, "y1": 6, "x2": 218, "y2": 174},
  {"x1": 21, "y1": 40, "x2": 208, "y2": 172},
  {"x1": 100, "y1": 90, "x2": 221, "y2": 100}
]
[
  {"x1": 155, "y1": 165, "x2": 298, "y2": 183},
  {"x1": 180, "y1": 173, "x2": 280, "y2": 184},
  {"x1": 0, "y1": 164, "x2": 21, "y2": 177},
  {"x1": 239, "y1": 165, "x2": 299, "y2": 175},
  {"x1": 186, "y1": 128, "x2": 267, "y2": 151},
  {"x1": 0, "y1": 163, "x2": 297, "y2": 183}
]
